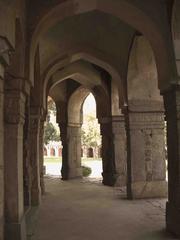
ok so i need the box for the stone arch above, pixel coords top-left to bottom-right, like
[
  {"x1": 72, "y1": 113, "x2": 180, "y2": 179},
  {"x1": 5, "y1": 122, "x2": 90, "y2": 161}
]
[
  {"x1": 87, "y1": 147, "x2": 94, "y2": 158},
  {"x1": 50, "y1": 148, "x2": 55, "y2": 157},
  {"x1": 29, "y1": 0, "x2": 175, "y2": 91},
  {"x1": 46, "y1": 62, "x2": 111, "y2": 118},
  {"x1": 67, "y1": 85, "x2": 111, "y2": 125},
  {"x1": 42, "y1": 48, "x2": 122, "y2": 109},
  {"x1": 68, "y1": 87, "x2": 90, "y2": 126},
  {"x1": 58, "y1": 148, "x2": 62, "y2": 157}
]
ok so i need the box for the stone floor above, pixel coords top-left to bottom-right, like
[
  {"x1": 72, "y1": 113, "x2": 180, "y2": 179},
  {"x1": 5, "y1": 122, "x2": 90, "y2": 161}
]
[{"x1": 28, "y1": 177, "x2": 178, "y2": 240}]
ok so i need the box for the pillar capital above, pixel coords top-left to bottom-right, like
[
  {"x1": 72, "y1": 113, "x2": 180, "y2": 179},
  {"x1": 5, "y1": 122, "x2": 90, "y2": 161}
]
[
  {"x1": 30, "y1": 105, "x2": 44, "y2": 117},
  {"x1": 98, "y1": 116, "x2": 111, "y2": 125},
  {"x1": 112, "y1": 115, "x2": 126, "y2": 135},
  {"x1": 128, "y1": 99, "x2": 164, "y2": 112},
  {"x1": 4, "y1": 90, "x2": 25, "y2": 125}
]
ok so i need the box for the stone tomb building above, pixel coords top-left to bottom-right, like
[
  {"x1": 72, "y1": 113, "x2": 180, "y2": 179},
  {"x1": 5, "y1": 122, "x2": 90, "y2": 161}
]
[{"x1": 0, "y1": 0, "x2": 180, "y2": 239}]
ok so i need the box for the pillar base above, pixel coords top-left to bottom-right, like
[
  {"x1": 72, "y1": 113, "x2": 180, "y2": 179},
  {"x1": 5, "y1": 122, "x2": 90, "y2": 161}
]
[
  {"x1": 5, "y1": 216, "x2": 27, "y2": 240},
  {"x1": 166, "y1": 202, "x2": 180, "y2": 237},
  {"x1": 68, "y1": 167, "x2": 82, "y2": 179},
  {"x1": 115, "y1": 174, "x2": 126, "y2": 187},
  {"x1": 102, "y1": 172, "x2": 117, "y2": 186},
  {"x1": 128, "y1": 180, "x2": 167, "y2": 199}
]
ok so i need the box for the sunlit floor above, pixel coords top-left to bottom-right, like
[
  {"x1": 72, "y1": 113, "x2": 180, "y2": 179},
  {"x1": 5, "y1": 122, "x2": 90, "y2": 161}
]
[{"x1": 29, "y1": 177, "x2": 177, "y2": 240}]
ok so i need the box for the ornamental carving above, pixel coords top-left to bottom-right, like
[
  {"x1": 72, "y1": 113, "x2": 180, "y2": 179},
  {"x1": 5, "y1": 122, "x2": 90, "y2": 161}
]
[{"x1": 144, "y1": 130, "x2": 153, "y2": 182}]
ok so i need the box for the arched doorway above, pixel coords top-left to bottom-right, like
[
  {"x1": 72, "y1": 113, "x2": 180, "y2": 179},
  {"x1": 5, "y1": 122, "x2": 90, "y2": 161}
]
[{"x1": 81, "y1": 93, "x2": 102, "y2": 179}]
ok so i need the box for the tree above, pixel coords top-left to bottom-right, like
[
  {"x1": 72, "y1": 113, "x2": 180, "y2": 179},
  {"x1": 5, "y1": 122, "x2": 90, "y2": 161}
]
[
  {"x1": 48, "y1": 99, "x2": 56, "y2": 115},
  {"x1": 44, "y1": 122, "x2": 59, "y2": 145},
  {"x1": 81, "y1": 115, "x2": 101, "y2": 147}
]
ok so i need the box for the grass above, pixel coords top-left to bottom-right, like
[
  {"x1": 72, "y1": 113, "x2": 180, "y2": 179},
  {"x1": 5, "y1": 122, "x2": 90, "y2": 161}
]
[
  {"x1": 44, "y1": 157, "x2": 62, "y2": 163},
  {"x1": 44, "y1": 157, "x2": 101, "y2": 164}
]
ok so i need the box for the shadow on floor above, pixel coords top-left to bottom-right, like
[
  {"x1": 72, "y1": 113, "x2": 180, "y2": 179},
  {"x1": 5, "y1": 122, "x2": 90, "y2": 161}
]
[{"x1": 135, "y1": 229, "x2": 178, "y2": 240}]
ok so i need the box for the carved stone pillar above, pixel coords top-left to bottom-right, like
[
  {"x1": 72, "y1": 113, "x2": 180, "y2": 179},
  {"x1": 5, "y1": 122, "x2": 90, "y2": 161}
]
[
  {"x1": 99, "y1": 118, "x2": 116, "y2": 186},
  {"x1": 59, "y1": 123, "x2": 69, "y2": 180},
  {"x1": 67, "y1": 124, "x2": 82, "y2": 178},
  {"x1": 29, "y1": 107, "x2": 41, "y2": 206},
  {"x1": 0, "y1": 36, "x2": 11, "y2": 240},
  {"x1": 39, "y1": 119, "x2": 45, "y2": 194},
  {"x1": 126, "y1": 100, "x2": 167, "y2": 199},
  {"x1": 0, "y1": 67, "x2": 4, "y2": 240},
  {"x1": 112, "y1": 115, "x2": 127, "y2": 187},
  {"x1": 4, "y1": 81, "x2": 27, "y2": 240},
  {"x1": 23, "y1": 97, "x2": 32, "y2": 208},
  {"x1": 164, "y1": 86, "x2": 180, "y2": 236}
]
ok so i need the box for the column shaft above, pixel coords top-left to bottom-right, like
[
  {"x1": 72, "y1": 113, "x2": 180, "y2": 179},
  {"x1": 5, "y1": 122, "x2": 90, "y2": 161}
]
[
  {"x1": 164, "y1": 86, "x2": 180, "y2": 236},
  {"x1": 112, "y1": 116, "x2": 127, "y2": 187},
  {"x1": 126, "y1": 100, "x2": 167, "y2": 199},
  {"x1": 39, "y1": 120, "x2": 45, "y2": 194},
  {"x1": 4, "y1": 89, "x2": 27, "y2": 240},
  {"x1": 59, "y1": 123, "x2": 69, "y2": 180},
  {"x1": 29, "y1": 109, "x2": 41, "y2": 206},
  {"x1": 0, "y1": 65, "x2": 4, "y2": 240},
  {"x1": 100, "y1": 118, "x2": 116, "y2": 186},
  {"x1": 0, "y1": 36, "x2": 12, "y2": 240},
  {"x1": 67, "y1": 125, "x2": 82, "y2": 178},
  {"x1": 23, "y1": 98, "x2": 32, "y2": 207}
]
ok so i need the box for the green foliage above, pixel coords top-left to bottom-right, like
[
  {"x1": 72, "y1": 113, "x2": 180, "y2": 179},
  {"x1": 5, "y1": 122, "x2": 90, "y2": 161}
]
[
  {"x1": 81, "y1": 115, "x2": 101, "y2": 147},
  {"x1": 82, "y1": 165, "x2": 92, "y2": 177},
  {"x1": 48, "y1": 99, "x2": 56, "y2": 116},
  {"x1": 44, "y1": 122, "x2": 59, "y2": 145}
]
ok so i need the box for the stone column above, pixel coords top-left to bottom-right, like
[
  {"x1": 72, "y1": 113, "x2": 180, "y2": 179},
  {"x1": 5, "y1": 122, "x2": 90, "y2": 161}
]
[
  {"x1": 59, "y1": 123, "x2": 69, "y2": 180},
  {"x1": 99, "y1": 118, "x2": 116, "y2": 186},
  {"x1": 112, "y1": 115, "x2": 127, "y2": 187},
  {"x1": 29, "y1": 107, "x2": 41, "y2": 206},
  {"x1": 4, "y1": 80, "x2": 27, "y2": 240},
  {"x1": 39, "y1": 119, "x2": 45, "y2": 195},
  {"x1": 67, "y1": 124, "x2": 82, "y2": 178},
  {"x1": 0, "y1": 36, "x2": 11, "y2": 240},
  {"x1": 126, "y1": 100, "x2": 167, "y2": 199},
  {"x1": 164, "y1": 86, "x2": 180, "y2": 236},
  {"x1": 23, "y1": 97, "x2": 32, "y2": 208},
  {"x1": 0, "y1": 66, "x2": 4, "y2": 240}
]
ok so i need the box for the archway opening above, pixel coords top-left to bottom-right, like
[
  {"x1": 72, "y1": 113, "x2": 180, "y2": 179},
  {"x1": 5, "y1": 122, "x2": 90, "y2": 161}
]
[
  {"x1": 81, "y1": 93, "x2": 102, "y2": 180},
  {"x1": 43, "y1": 97, "x2": 62, "y2": 177}
]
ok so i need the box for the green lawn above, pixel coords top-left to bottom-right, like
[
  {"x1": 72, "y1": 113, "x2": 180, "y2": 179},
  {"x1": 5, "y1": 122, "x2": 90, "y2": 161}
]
[
  {"x1": 44, "y1": 157, "x2": 62, "y2": 163},
  {"x1": 44, "y1": 157, "x2": 101, "y2": 163}
]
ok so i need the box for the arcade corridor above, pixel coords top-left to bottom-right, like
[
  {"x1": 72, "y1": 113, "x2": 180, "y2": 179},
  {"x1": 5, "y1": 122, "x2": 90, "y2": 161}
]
[
  {"x1": 27, "y1": 178, "x2": 176, "y2": 240},
  {"x1": 1, "y1": 1, "x2": 180, "y2": 239}
]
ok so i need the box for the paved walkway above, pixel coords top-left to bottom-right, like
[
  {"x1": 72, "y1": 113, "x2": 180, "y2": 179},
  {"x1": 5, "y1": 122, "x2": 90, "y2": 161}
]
[{"x1": 32, "y1": 177, "x2": 177, "y2": 240}]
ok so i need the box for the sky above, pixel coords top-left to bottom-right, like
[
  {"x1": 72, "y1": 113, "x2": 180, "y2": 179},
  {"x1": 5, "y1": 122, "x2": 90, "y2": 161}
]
[{"x1": 83, "y1": 93, "x2": 96, "y2": 115}]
